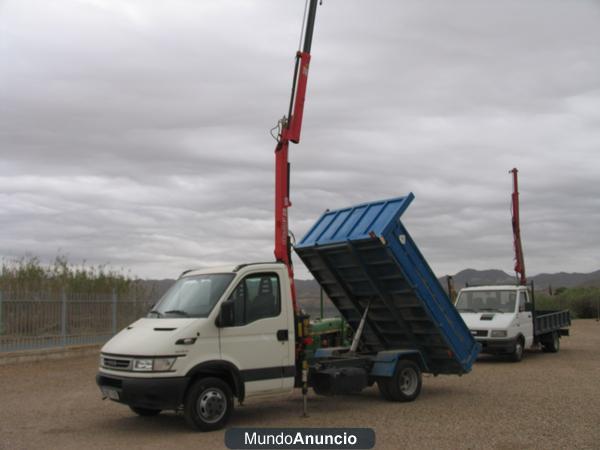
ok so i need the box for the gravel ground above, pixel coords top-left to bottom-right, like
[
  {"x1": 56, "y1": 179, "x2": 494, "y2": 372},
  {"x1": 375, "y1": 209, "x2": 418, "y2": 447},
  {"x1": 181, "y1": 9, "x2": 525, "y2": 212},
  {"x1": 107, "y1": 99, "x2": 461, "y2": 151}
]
[{"x1": 1, "y1": 320, "x2": 599, "y2": 450}]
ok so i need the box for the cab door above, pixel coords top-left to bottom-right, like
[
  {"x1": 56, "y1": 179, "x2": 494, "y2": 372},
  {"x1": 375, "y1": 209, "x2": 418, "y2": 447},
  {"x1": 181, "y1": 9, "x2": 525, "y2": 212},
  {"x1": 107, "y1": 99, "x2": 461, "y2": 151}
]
[
  {"x1": 218, "y1": 271, "x2": 293, "y2": 395},
  {"x1": 517, "y1": 290, "x2": 534, "y2": 348}
]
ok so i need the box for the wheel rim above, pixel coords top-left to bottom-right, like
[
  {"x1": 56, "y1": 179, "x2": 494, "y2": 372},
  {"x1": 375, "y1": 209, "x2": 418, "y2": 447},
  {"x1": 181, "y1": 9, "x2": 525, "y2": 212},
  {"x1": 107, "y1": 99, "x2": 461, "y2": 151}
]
[
  {"x1": 197, "y1": 387, "x2": 227, "y2": 424},
  {"x1": 516, "y1": 341, "x2": 523, "y2": 358},
  {"x1": 399, "y1": 368, "x2": 418, "y2": 395}
]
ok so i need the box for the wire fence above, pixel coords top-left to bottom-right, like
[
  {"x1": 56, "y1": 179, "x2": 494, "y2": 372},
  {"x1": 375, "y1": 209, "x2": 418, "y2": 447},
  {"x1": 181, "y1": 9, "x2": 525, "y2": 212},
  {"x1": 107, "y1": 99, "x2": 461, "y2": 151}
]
[{"x1": 0, "y1": 290, "x2": 156, "y2": 353}]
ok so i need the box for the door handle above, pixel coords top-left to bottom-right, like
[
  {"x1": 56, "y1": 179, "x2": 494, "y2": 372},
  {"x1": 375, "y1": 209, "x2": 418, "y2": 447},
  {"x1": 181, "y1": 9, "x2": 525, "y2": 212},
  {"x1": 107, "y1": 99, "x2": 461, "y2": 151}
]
[{"x1": 277, "y1": 329, "x2": 289, "y2": 342}]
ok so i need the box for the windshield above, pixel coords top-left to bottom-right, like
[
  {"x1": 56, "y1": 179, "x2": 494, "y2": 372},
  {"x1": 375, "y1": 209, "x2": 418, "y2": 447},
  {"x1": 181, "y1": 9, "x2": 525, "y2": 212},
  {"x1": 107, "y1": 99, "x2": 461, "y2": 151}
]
[
  {"x1": 149, "y1": 273, "x2": 234, "y2": 318},
  {"x1": 455, "y1": 290, "x2": 517, "y2": 313}
]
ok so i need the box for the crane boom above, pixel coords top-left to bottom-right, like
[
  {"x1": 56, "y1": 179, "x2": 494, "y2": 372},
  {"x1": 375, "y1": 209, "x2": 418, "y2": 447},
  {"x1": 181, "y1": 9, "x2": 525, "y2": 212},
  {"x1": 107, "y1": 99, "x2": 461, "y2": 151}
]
[
  {"x1": 510, "y1": 168, "x2": 526, "y2": 285},
  {"x1": 274, "y1": 0, "x2": 320, "y2": 313}
]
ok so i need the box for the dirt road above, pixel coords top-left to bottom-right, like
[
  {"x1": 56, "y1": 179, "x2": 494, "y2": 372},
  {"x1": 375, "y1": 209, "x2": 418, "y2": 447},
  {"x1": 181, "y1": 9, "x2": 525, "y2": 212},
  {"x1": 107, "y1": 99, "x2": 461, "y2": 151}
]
[{"x1": 1, "y1": 320, "x2": 599, "y2": 450}]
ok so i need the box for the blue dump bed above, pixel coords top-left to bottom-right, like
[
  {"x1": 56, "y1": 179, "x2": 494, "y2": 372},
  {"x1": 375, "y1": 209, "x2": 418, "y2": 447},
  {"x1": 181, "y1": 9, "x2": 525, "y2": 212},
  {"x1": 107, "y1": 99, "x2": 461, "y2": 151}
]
[{"x1": 295, "y1": 194, "x2": 480, "y2": 375}]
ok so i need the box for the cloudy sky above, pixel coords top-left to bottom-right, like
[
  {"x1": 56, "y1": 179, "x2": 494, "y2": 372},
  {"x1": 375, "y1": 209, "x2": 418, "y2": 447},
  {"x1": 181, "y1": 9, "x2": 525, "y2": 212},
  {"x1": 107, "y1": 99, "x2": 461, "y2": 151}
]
[{"x1": 1, "y1": 0, "x2": 599, "y2": 280}]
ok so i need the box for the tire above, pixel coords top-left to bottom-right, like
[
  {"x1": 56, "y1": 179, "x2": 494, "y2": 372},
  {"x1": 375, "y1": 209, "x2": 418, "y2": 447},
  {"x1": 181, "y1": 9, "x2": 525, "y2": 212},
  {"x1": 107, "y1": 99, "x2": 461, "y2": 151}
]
[
  {"x1": 184, "y1": 377, "x2": 233, "y2": 432},
  {"x1": 129, "y1": 406, "x2": 161, "y2": 416},
  {"x1": 377, "y1": 378, "x2": 393, "y2": 401},
  {"x1": 378, "y1": 360, "x2": 422, "y2": 402},
  {"x1": 510, "y1": 337, "x2": 524, "y2": 362},
  {"x1": 543, "y1": 332, "x2": 560, "y2": 353},
  {"x1": 312, "y1": 384, "x2": 330, "y2": 396}
]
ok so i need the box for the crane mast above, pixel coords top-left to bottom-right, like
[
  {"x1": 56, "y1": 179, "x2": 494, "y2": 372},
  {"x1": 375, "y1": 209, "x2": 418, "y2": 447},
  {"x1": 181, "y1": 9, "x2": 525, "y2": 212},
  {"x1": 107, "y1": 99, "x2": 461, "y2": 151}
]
[
  {"x1": 274, "y1": 0, "x2": 320, "y2": 313},
  {"x1": 510, "y1": 168, "x2": 526, "y2": 285}
]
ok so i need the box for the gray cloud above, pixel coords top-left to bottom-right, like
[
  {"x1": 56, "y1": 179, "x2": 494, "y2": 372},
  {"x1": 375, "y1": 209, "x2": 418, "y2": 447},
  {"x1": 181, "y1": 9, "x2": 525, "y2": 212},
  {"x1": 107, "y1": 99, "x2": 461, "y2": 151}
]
[{"x1": 1, "y1": 0, "x2": 599, "y2": 279}]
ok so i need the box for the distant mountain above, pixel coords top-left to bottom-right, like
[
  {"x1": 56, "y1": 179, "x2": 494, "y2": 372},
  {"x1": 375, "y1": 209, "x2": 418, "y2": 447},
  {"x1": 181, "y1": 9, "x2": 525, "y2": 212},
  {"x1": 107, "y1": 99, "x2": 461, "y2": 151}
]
[
  {"x1": 444, "y1": 269, "x2": 600, "y2": 291},
  {"x1": 528, "y1": 270, "x2": 600, "y2": 289},
  {"x1": 446, "y1": 269, "x2": 515, "y2": 288}
]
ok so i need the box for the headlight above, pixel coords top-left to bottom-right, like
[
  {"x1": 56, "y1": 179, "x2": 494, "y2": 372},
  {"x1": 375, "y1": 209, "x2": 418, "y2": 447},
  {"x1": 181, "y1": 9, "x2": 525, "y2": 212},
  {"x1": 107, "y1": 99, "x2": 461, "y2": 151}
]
[
  {"x1": 132, "y1": 358, "x2": 176, "y2": 372},
  {"x1": 491, "y1": 330, "x2": 507, "y2": 338},
  {"x1": 133, "y1": 359, "x2": 153, "y2": 371}
]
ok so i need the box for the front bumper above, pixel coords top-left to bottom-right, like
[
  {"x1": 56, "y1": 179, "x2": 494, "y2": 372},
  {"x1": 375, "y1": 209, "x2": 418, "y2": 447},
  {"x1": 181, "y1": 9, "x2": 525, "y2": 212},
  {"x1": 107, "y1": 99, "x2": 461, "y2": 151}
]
[
  {"x1": 476, "y1": 337, "x2": 518, "y2": 355},
  {"x1": 96, "y1": 372, "x2": 189, "y2": 410}
]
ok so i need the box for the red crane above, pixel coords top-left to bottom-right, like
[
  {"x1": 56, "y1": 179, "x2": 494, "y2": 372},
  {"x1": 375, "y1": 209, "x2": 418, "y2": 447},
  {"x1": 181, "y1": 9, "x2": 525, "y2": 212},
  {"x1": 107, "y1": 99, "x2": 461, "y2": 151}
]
[
  {"x1": 274, "y1": 0, "x2": 321, "y2": 313},
  {"x1": 510, "y1": 168, "x2": 526, "y2": 285}
]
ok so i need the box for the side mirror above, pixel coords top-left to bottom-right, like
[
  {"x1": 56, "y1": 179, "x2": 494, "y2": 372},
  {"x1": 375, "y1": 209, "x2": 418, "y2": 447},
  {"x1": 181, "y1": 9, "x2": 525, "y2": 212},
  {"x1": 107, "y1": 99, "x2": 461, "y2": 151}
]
[
  {"x1": 217, "y1": 300, "x2": 235, "y2": 327},
  {"x1": 525, "y1": 302, "x2": 533, "y2": 312}
]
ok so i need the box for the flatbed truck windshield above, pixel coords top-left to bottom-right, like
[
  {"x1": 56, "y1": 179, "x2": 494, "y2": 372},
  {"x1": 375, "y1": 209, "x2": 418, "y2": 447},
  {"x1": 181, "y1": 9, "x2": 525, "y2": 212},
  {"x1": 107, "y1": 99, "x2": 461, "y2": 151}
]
[{"x1": 455, "y1": 290, "x2": 516, "y2": 314}]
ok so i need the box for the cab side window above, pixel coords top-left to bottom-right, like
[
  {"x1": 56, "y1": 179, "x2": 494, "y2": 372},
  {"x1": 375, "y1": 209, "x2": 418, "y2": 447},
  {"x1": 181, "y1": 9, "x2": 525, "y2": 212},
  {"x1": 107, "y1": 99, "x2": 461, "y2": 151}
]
[{"x1": 227, "y1": 273, "x2": 281, "y2": 325}]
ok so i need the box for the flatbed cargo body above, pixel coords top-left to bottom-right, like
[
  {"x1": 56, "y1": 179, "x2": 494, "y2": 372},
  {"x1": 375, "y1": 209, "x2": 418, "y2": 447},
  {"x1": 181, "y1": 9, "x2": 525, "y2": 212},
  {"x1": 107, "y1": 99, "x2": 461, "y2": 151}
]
[
  {"x1": 295, "y1": 194, "x2": 480, "y2": 375},
  {"x1": 534, "y1": 310, "x2": 571, "y2": 336}
]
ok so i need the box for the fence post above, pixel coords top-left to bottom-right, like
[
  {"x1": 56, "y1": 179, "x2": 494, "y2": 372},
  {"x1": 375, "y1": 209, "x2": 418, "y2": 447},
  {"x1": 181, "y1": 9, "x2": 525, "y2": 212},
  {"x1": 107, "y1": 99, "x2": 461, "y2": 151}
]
[
  {"x1": 61, "y1": 288, "x2": 67, "y2": 347},
  {"x1": 112, "y1": 288, "x2": 117, "y2": 335},
  {"x1": 0, "y1": 290, "x2": 3, "y2": 336}
]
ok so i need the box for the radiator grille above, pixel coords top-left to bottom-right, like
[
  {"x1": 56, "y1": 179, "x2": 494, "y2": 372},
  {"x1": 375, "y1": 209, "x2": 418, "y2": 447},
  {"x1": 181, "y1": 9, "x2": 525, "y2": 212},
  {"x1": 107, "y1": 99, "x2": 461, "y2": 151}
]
[
  {"x1": 470, "y1": 329, "x2": 488, "y2": 337},
  {"x1": 101, "y1": 355, "x2": 132, "y2": 371}
]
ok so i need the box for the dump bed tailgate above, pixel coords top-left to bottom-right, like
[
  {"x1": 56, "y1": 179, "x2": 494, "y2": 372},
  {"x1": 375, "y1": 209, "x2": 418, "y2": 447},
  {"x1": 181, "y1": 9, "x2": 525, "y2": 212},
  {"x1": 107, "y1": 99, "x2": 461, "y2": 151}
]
[{"x1": 295, "y1": 194, "x2": 479, "y2": 374}]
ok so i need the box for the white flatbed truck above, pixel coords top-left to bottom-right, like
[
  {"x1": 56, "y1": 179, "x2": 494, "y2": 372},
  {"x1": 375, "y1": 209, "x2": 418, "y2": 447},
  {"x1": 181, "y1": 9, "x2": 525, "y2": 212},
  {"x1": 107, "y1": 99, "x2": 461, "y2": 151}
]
[{"x1": 455, "y1": 285, "x2": 570, "y2": 362}]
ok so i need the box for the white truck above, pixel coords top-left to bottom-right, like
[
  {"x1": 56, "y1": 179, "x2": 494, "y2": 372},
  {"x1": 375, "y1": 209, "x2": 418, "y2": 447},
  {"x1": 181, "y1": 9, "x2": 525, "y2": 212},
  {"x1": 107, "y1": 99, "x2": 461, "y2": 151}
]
[
  {"x1": 97, "y1": 263, "x2": 298, "y2": 430},
  {"x1": 96, "y1": 196, "x2": 480, "y2": 431},
  {"x1": 455, "y1": 285, "x2": 570, "y2": 362}
]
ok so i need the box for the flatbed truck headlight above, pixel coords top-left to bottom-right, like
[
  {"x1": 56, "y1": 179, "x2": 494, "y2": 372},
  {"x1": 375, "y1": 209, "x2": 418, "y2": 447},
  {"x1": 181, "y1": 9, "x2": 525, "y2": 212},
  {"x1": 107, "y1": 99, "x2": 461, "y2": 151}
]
[
  {"x1": 133, "y1": 357, "x2": 176, "y2": 372},
  {"x1": 491, "y1": 330, "x2": 507, "y2": 338}
]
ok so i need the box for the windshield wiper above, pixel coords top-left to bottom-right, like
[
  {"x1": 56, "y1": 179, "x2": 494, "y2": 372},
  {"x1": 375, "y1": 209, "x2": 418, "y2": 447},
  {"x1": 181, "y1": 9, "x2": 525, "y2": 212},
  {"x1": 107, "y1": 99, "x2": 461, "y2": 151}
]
[
  {"x1": 164, "y1": 309, "x2": 190, "y2": 317},
  {"x1": 457, "y1": 308, "x2": 476, "y2": 312},
  {"x1": 148, "y1": 309, "x2": 163, "y2": 318}
]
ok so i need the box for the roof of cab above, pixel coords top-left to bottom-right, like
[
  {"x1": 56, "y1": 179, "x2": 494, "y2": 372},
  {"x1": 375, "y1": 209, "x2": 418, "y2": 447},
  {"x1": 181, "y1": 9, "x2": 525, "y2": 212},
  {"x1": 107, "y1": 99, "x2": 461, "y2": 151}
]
[
  {"x1": 180, "y1": 262, "x2": 285, "y2": 278},
  {"x1": 460, "y1": 285, "x2": 527, "y2": 291}
]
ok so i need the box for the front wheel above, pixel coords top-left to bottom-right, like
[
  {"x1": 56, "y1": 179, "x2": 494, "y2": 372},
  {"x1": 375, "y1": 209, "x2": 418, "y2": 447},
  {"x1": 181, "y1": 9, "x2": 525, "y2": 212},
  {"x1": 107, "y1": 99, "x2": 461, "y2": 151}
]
[
  {"x1": 378, "y1": 360, "x2": 422, "y2": 402},
  {"x1": 510, "y1": 337, "x2": 524, "y2": 362},
  {"x1": 184, "y1": 377, "x2": 233, "y2": 431}
]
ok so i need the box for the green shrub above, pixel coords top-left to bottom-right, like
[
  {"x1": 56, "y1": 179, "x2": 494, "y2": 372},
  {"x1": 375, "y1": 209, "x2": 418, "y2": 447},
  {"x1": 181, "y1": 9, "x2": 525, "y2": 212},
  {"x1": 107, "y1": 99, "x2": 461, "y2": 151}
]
[
  {"x1": 0, "y1": 255, "x2": 155, "y2": 299},
  {"x1": 534, "y1": 293, "x2": 566, "y2": 313},
  {"x1": 535, "y1": 287, "x2": 600, "y2": 319}
]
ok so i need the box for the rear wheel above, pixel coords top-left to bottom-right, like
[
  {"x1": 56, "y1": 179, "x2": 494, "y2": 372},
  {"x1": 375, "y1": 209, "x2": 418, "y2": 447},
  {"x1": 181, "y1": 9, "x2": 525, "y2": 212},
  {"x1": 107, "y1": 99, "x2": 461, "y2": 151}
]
[
  {"x1": 312, "y1": 383, "x2": 330, "y2": 396},
  {"x1": 543, "y1": 332, "x2": 560, "y2": 353},
  {"x1": 377, "y1": 378, "x2": 392, "y2": 400},
  {"x1": 184, "y1": 377, "x2": 233, "y2": 431},
  {"x1": 129, "y1": 406, "x2": 161, "y2": 416},
  {"x1": 510, "y1": 337, "x2": 524, "y2": 362},
  {"x1": 378, "y1": 360, "x2": 422, "y2": 402}
]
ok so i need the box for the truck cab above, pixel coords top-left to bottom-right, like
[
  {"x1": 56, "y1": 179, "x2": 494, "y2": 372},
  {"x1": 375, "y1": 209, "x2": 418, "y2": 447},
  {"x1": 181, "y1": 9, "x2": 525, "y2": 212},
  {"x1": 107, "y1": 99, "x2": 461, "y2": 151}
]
[
  {"x1": 455, "y1": 285, "x2": 534, "y2": 361},
  {"x1": 96, "y1": 262, "x2": 297, "y2": 430}
]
